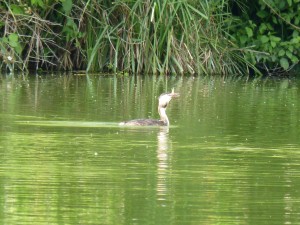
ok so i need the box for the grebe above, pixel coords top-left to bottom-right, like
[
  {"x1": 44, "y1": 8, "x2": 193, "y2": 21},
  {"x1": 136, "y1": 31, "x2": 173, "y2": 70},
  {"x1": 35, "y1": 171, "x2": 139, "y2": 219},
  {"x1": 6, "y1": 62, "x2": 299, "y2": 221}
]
[{"x1": 120, "y1": 89, "x2": 180, "y2": 126}]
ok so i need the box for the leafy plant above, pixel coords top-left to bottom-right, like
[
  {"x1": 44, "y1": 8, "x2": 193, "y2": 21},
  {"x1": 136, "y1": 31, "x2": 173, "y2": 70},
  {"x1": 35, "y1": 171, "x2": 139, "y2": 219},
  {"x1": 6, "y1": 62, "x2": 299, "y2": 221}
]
[
  {"x1": 231, "y1": 0, "x2": 300, "y2": 74},
  {"x1": 0, "y1": 0, "x2": 258, "y2": 75}
]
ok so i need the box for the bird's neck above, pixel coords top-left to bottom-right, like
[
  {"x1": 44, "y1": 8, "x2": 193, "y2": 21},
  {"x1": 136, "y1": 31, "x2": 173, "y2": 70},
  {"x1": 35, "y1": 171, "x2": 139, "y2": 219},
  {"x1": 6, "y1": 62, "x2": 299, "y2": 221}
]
[{"x1": 158, "y1": 107, "x2": 169, "y2": 126}]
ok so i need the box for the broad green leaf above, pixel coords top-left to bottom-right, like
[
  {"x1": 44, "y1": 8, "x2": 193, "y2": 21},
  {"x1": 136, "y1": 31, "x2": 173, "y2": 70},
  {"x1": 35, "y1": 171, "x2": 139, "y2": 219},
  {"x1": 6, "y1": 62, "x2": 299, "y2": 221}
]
[
  {"x1": 278, "y1": 49, "x2": 285, "y2": 56},
  {"x1": 280, "y1": 58, "x2": 289, "y2": 70},
  {"x1": 7, "y1": 34, "x2": 22, "y2": 54},
  {"x1": 259, "y1": 23, "x2": 267, "y2": 34},
  {"x1": 1, "y1": 37, "x2": 8, "y2": 44},
  {"x1": 260, "y1": 35, "x2": 269, "y2": 43},
  {"x1": 278, "y1": 1, "x2": 286, "y2": 10},
  {"x1": 291, "y1": 55, "x2": 299, "y2": 63},
  {"x1": 292, "y1": 30, "x2": 299, "y2": 38},
  {"x1": 270, "y1": 41, "x2": 276, "y2": 48},
  {"x1": 239, "y1": 35, "x2": 247, "y2": 45},
  {"x1": 288, "y1": 45, "x2": 294, "y2": 52},
  {"x1": 10, "y1": 4, "x2": 24, "y2": 14},
  {"x1": 61, "y1": 0, "x2": 73, "y2": 15},
  {"x1": 291, "y1": 37, "x2": 299, "y2": 44},
  {"x1": 286, "y1": 51, "x2": 293, "y2": 59},
  {"x1": 257, "y1": 10, "x2": 268, "y2": 18},
  {"x1": 271, "y1": 55, "x2": 277, "y2": 62},
  {"x1": 8, "y1": 33, "x2": 19, "y2": 47},
  {"x1": 266, "y1": 23, "x2": 273, "y2": 30},
  {"x1": 245, "y1": 27, "x2": 253, "y2": 37},
  {"x1": 270, "y1": 36, "x2": 280, "y2": 42},
  {"x1": 31, "y1": 0, "x2": 44, "y2": 8},
  {"x1": 15, "y1": 43, "x2": 23, "y2": 54},
  {"x1": 66, "y1": 18, "x2": 77, "y2": 28}
]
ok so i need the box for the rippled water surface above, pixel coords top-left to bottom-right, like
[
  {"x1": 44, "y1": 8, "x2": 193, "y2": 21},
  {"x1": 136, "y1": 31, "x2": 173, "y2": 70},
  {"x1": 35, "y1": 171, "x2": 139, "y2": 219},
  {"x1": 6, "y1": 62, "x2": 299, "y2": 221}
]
[{"x1": 1, "y1": 74, "x2": 300, "y2": 224}]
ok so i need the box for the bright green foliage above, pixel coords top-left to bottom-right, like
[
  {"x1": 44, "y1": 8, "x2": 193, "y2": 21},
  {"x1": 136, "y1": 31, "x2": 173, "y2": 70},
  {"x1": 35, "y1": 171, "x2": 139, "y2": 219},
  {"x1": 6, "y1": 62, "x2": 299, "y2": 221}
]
[
  {"x1": 231, "y1": 0, "x2": 300, "y2": 74},
  {"x1": 0, "y1": 0, "x2": 258, "y2": 75},
  {"x1": 1, "y1": 0, "x2": 299, "y2": 75},
  {"x1": 62, "y1": 0, "x2": 73, "y2": 15},
  {"x1": 82, "y1": 0, "x2": 254, "y2": 75}
]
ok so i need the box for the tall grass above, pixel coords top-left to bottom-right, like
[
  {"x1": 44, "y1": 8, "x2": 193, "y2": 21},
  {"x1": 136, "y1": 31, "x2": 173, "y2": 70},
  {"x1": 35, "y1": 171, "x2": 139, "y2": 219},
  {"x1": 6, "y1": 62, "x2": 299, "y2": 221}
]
[{"x1": 0, "y1": 0, "x2": 258, "y2": 75}]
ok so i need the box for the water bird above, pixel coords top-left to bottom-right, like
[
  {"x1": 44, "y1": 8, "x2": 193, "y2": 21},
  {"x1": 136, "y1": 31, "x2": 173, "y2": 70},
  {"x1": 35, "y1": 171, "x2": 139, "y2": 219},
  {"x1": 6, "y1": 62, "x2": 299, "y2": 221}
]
[{"x1": 120, "y1": 89, "x2": 180, "y2": 126}]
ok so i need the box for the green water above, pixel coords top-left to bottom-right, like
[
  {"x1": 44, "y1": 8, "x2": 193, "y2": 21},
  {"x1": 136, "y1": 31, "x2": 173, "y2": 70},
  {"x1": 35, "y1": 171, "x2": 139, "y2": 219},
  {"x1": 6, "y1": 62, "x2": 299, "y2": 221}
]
[{"x1": 1, "y1": 74, "x2": 300, "y2": 224}]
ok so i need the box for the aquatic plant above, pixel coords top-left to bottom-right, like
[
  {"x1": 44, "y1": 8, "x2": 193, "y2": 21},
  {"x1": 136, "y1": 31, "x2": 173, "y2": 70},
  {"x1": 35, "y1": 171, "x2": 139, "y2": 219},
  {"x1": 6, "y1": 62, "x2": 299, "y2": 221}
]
[
  {"x1": 81, "y1": 0, "x2": 258, "y2": 75},
  {"x1": 0, "y1": 0, "x2": 257, "y2": 75}
]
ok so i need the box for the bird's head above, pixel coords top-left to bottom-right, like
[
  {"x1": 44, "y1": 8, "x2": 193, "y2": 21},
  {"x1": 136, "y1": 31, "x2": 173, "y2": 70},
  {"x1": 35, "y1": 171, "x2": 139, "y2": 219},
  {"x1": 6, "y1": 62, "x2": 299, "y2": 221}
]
[{"x1": 158, "y1": 88, "x2": 180, "y2": 108}]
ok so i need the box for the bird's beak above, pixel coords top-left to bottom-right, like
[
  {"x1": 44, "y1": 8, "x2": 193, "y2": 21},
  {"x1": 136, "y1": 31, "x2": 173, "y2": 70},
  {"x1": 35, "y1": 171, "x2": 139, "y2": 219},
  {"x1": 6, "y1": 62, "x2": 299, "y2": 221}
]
[{"x1": 169, "y1": 88, "x2": 180, "y2": 98}]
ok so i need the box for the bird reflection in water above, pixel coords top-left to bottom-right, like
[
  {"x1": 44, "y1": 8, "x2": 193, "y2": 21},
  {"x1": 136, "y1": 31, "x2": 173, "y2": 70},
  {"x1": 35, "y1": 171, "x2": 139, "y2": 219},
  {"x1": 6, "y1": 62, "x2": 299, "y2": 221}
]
[{"x1": 156, "y1": 127, "x2": 171, "y2": 206}]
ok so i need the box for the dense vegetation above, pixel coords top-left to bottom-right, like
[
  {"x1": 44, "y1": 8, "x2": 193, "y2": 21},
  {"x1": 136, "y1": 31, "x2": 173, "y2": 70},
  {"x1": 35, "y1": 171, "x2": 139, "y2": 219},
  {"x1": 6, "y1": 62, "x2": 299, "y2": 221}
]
[
  {"x1": 231, "y1": 0, "x2": 300, "y2": 75},
  {"x1": 0, "y1": 0, "x2": 300, "y2": 75}
]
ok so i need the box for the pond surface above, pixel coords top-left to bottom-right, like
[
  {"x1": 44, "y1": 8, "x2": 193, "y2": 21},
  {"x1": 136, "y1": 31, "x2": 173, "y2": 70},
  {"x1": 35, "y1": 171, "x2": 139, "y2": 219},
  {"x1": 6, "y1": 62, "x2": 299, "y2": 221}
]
[{"x1": 1, "y1": 73, "x2": 300, "y2": 225}]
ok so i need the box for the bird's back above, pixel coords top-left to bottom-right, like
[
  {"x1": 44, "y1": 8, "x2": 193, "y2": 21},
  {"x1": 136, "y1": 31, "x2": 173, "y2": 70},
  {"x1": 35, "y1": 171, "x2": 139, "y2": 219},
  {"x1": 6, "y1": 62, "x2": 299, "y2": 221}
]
[{"x1": 119, "y1": 119, "x2": 166, "y2": 126}]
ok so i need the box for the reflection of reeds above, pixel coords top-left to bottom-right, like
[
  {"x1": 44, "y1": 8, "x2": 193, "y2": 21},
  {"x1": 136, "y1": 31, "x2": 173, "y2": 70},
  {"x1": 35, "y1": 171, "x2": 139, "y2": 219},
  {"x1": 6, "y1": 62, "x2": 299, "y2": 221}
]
[{"x1": 0, "y1": 0, "x2": 258, "y2": 75}]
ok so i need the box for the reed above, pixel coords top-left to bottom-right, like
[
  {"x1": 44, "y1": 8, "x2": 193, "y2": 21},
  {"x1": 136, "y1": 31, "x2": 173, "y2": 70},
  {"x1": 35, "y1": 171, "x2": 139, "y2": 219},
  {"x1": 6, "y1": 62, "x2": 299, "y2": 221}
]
[{"x1": 0, "y1": 0, "x2": 257, "y2": 75}]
